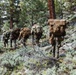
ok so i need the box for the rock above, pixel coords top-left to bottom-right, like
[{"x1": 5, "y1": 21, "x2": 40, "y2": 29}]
[{"x1": 59, "y1": 53, "x2": 66, "y2": 57}]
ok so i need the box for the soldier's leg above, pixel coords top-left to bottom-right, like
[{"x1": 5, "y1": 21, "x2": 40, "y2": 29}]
[
  {"x1": 14, "y1": 39, "x2": 16, "y2": 49},
  {"x1": 10, "y1": 39, "x2": 12, "y2": 48}
]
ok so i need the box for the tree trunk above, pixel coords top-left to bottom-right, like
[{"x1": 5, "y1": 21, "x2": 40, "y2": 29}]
[{"x1": 48, "y1": 0, "x2": 56, "y2": 19}]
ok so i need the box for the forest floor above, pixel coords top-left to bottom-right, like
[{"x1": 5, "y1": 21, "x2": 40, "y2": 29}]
[{"x1": 0, "y1": 24, "x2": 76, "y2": 75}]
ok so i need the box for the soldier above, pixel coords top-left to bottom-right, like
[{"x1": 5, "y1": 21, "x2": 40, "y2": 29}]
[
  {"x1": 31, "y1": 23, "x2": 43, "y2": 46},
  {"x1": 2, "y1": 31, "x2": 10, "y2": 47}
]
